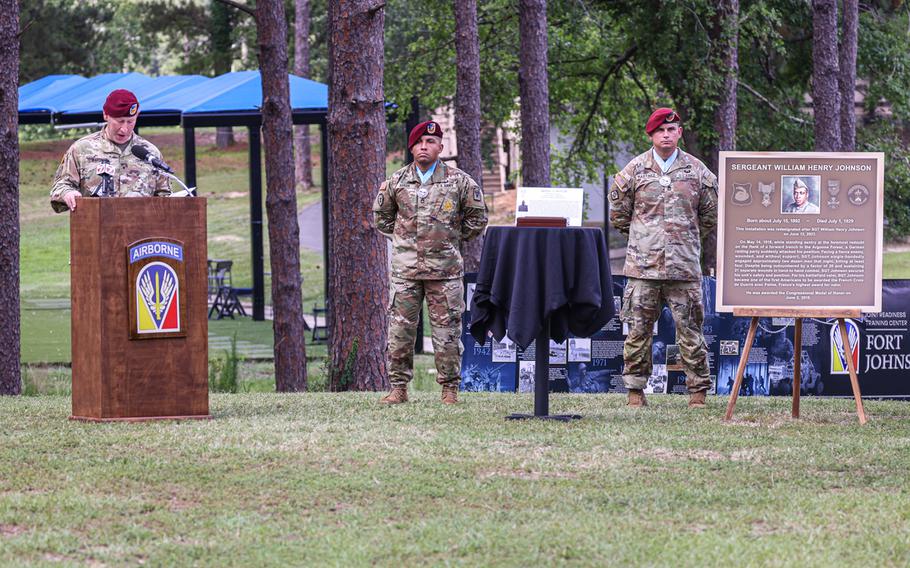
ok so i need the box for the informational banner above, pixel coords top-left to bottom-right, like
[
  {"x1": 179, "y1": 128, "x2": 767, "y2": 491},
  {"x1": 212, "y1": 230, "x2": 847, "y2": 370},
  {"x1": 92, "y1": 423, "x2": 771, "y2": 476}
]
[
  {"x1": 515, "y1": 186, "x2": 585, "y2": 227},
  {"x1": 717, "y1": 152, "x2": 884, "y2": 312},
  {"x1": 463, "y1": 276, "x2": 910, "y2": 398}
]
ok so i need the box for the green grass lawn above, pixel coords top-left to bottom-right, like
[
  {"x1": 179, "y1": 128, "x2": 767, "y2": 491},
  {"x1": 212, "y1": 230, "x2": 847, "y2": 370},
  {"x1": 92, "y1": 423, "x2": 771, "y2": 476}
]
[
  {"x1": 884, "y1": 249, "x2": 910, "y2": 278},
  {"x1": 1, "y1": 393, "x2": 909, "y2": 566}
]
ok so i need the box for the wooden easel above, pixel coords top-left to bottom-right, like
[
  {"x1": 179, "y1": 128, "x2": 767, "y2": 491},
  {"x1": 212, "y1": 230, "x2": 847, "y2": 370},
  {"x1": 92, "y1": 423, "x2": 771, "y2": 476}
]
[{"x1": 723, "y1": 308, "x2": 867, "y2": 425}]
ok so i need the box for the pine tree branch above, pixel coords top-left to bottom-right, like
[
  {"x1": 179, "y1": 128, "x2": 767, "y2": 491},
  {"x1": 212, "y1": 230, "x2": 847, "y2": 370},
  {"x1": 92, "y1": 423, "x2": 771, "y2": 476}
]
[
  {"x1": 739, "y1": 81, "x2": 810, "y2": 125},
  {"x1": 366, "y1": 1, "x2": 386, "y2": 15},
  {"x1": 214, "y1": 0, "x2": 255, "y2": 18},
  {"x1": 624, "y1": 61, "x2": 654, "y2": 112},
  {"x1": 16, "y1": 17, "x2": 35, "y2": 39},
  {"x1": 567, "y1": 46, "x2": 638, "y2": 159}
]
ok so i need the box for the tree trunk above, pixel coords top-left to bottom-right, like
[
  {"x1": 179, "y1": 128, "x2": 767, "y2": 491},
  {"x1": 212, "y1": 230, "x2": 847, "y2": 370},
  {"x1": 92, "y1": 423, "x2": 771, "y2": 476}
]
[
  {"x1": 0, "y1": 0, "x2": 19, "y2": 395},
  {"x1": 211, "y1": 1, "x2": 235, "y2": 148},
  {"x1": 713, "y1": 0, "x2": 739, "y2": 161},
  {"x1": 257, "y1": 0, "x2": 308, "y2": 392},
  {"x1": 327, "y1": 0, "x2": 389, "y2": 391},
  {"x1": 294, "y1": 0, "x2": 314, "y2": 189},
  {"x1": 838, "y1": 0, "x2": 858, "y2": 152},
  {"x1": 518, "y1": 0, "x2": 550, "y2": 187},
  {"x1": 812, "y1": 0, "x2": 841, "y2": 151},
  {"x1": 454, "y1": 0, "x2": 484, "y2": 273},
  {"x1": 704, "y1": 0, "x2": 739, "y2": 277}
]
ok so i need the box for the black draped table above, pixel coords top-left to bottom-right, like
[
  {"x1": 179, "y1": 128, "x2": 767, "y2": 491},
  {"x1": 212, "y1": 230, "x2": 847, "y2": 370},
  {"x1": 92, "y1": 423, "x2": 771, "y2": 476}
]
[{"x1": 470, "y1": 226, "x2": 614, "y2": 420}]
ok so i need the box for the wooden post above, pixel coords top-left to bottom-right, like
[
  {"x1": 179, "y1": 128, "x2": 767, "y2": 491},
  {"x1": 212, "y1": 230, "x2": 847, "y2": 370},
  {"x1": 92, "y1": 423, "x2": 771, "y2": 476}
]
[
  {"x1": 838, "y1": 317, "x2": 867, "y2": 425},
  {"x1": 724, "y1": 316, "x2": 758, "y2": 421},
  {"x1": 725, "y1": 308, "x2": 866, "y2": 424},
  {"x1": 792, "y1": 317, "x2": 802, "y2": 419}
]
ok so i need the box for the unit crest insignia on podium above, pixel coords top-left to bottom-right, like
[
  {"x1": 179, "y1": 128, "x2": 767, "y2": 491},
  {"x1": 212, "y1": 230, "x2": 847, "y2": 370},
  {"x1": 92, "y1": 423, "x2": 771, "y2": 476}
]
[{"x1": 127, "y1": 238, "x2": 188, "y2": 339}]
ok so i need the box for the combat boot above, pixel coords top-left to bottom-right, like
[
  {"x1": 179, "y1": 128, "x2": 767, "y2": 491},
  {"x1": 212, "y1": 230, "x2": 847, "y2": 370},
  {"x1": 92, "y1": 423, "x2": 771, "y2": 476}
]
[
  {"x1": 688, "y1": 390, "x2": 707, "y2": 408},
  {"x1": 379, "y1": 386, "x2": 408, "y2": 405},
  {"x1": 627, "y1": 388, "x2": 647, "y2": 407},
  {"x1": 441, "y1": 385, "x2": 459, "y2": 405}
]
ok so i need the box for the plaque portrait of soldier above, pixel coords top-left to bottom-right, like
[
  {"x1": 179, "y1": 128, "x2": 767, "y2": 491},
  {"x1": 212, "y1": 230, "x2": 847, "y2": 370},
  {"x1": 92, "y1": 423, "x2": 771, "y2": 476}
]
[{"x1": 781, "y1": 175, "x2": 821, "y2": 214}]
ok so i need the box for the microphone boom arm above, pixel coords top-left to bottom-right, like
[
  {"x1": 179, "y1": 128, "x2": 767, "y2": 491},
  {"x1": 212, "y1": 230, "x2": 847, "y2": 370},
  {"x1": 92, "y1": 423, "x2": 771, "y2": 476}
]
[{"x1": 161, "y1": 171, "x2": 197, "y2": 197}]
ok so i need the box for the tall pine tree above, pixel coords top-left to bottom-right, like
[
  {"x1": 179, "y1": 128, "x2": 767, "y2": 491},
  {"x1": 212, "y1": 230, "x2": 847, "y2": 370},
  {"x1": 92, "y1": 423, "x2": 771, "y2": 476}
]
[
  {"x1": 327, "y1": 0, "x2": 389, "y2": 390},
  {"x1": 257, "y1": 0, "x2": 309, "y2": 391},
  {"x1": 0, "y1": 0, "x2": 19, "y2": 395}
]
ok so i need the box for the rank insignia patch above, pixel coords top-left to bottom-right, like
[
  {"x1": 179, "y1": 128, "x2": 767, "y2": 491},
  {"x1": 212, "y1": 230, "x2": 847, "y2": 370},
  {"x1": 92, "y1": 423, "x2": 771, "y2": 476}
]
[{"x1": 127, "y1": 238, "x2": 187, "y2": 339}]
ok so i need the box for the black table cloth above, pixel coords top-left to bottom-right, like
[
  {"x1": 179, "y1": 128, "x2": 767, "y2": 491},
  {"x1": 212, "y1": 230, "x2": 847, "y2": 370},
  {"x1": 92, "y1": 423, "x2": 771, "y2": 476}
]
[{"x1": 469, "y1": 226, "x2": 614, "y2": 349}]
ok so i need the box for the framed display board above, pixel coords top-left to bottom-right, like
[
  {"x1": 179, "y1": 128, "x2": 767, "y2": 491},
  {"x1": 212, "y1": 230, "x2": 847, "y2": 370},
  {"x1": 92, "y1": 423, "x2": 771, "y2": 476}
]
[{"x1": 716, "y1": 151, "x2": 885, "y2": 313}]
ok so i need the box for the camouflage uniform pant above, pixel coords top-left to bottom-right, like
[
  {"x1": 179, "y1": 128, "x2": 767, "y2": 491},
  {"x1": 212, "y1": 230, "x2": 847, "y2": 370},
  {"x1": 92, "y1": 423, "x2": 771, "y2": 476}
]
[
  {"x1": 620, "y1": 277, "x2": 711, "y2": 393},
  {"x1": 387, "y1": 276, "x2": 464, "y2": 388}
]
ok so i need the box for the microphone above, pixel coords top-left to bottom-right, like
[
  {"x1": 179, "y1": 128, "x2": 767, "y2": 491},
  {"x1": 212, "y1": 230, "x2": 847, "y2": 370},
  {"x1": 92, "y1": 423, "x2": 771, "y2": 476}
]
[{"x1": 131, "y1": 145, "x2": 175, "y2": 174}]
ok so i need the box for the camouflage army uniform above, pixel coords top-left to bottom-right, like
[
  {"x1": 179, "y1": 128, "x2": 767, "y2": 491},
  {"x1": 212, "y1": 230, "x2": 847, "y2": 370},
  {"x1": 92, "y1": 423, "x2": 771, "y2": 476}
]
[
  {"x1": 609, "y1": 149, "x2": 718, "y2": 393},
  {"x1": 372, "y1": 161, "x2": 488, "y2": 388},
  {"x1": 50, "y1": 129, "x2": 171, "y2": 213}
]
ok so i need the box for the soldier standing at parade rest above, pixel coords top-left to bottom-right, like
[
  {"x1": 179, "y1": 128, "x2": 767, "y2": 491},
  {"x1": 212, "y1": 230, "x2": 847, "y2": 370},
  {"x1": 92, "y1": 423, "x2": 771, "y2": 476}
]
[
  {"x1": 50, "y1": 89, "x2": 171, "y2": 213},
  {"x1": 608, "y1": 108, "x2": 718, "y2": 408},
  {"x1": 372, "y1": 120, "x2": 488, "y2": 405}
]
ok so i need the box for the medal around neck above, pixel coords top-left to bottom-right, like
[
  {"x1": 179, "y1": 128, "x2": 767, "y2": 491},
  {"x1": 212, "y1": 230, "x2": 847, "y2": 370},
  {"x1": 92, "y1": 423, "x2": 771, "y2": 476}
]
[
  {"x1": 659, "y1": 175, "x2": 671, "y2": 187},
  {"x1": 417, "y1": 188, "x2": 429, "y2": 199}
]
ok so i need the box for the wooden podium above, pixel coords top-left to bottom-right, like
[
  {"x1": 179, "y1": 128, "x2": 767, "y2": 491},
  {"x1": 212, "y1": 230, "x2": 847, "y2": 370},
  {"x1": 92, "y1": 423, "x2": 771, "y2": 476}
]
[{"x1": 69, "y1": 197, "x2": 210, "y2": 421}]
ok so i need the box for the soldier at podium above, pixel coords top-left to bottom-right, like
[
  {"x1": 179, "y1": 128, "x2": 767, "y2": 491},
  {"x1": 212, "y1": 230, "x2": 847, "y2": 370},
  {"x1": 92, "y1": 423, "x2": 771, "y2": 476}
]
[{"x1": 50, "y1": 89, "x2": 171, "y2": 213}]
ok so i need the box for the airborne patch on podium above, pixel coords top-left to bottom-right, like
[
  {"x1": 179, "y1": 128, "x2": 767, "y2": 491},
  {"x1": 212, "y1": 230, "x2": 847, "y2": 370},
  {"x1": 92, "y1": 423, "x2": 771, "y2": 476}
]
[{"x1": 127, "y1": 238, "x2": 187, "y2": 339}]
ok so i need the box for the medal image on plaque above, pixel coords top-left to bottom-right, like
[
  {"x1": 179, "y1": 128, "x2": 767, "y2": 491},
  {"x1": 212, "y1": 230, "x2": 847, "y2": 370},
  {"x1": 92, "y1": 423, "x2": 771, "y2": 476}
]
[
  {"x1": 758, "y1": 182, "x2": 775, "y2": 207},
  {"x1": 847, "y1": 184, "x2": 869, "y2": 206},
  {"x1": 827, "y1": 179, "x2": 841, "y2": 209},
  {"x1": 731, "y1": 182, "x2": 752, "y2": 206}
]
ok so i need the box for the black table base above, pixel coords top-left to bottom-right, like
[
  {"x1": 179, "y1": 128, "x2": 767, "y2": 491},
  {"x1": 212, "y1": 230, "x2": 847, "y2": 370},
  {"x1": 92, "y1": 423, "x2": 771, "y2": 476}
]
[{"x1": 505, "y1": 319, "x2": 582, "y2": 421}]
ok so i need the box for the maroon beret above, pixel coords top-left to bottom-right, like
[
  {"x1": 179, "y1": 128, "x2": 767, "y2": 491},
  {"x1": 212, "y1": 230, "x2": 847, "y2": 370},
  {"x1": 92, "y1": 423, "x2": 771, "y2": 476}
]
[
  {"x1": 645, "y1": 107, "x2": 679, "y2": 135},
  {"x1": 103, "y1": 89, "x2": 139, "y2": 118},
  {"x1": 408, "y1": 120, "x2": 443, "y2": 149}
]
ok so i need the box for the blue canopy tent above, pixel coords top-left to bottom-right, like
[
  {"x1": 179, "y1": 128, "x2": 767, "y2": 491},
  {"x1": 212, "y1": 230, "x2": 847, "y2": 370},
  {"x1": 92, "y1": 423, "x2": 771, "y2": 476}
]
[
  {"x1": 56, "y1": 74, "x2": 210, "y2": 126},
  {"x1": 19, "y1": 73, "x2": 155, "y2": 124},
  {"x1": 17, "y1": 71, "x2": 330, "y2": 321},
  {"x1": 19, "y1": 74, "x2": 86, "y2": 103},
  {"x1": 159, "y1": 71, "x2": 329, "y2": 320}
]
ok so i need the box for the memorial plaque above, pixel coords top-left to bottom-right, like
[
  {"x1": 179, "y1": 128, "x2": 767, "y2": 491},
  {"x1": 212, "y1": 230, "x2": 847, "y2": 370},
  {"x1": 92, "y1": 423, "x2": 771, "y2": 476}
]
[{"x1": 717, "y1": 152, "x2": 884, "y2": 312}]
